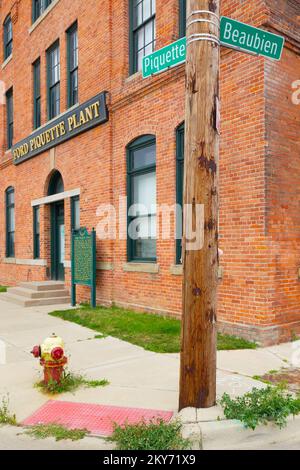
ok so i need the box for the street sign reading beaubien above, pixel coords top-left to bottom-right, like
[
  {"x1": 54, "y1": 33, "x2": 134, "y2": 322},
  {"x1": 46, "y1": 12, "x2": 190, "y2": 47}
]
[{"x1": 220, "y1": 16, "x2": 285, "y2": 61}]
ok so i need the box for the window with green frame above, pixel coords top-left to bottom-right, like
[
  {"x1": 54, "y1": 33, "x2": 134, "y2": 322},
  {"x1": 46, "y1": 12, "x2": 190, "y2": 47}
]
[
  {"x1": 179, "y1": 0, "x2": 186, "y2": 38},
  {"x1": 67, "y1": 22, "x2": 78, "y2": 108},
  {"x1": 3, "y1": 14, "x2": 12, "y2": 60},
  {"x1": 129, "y1": 0, "x2": 156, "y2": 74},
  {"x1": 71, "y1": 196, "x2": 80, "y2": 232},
  {"x1": 127, "y1": 135, "x2": 156, "y2": 262},
  {"x1": 6, "y1": 187, "x2": 15, "y2": 258},
  {"x1": 47, "y1": 41, "x2": 60, "y2": 120},
  {"x1": 32, "y1": 0, "x2": 53, "y2": 23},
  {"x1": 6, "y1": 88, "x2": 13, "y2": 149},
  {"x1": 176, "y1": 123, "x2": 184, "y2": 264},
  {"x1": 33, "y1": 58, "x2": 41, "y2": 129},
  {"x1": 33, "y1": 206, "x2": 40, "y2": 259}
]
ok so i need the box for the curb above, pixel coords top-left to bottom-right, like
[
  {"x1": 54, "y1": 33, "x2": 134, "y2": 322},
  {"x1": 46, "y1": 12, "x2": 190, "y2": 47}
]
[{"x1": 177, "y1": 408, "x2": 300, "y2": 450}]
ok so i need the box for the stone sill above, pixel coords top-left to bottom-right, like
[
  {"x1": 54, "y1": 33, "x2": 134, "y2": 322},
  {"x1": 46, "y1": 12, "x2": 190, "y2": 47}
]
[
  {"x1": 97, "y1": 262, "x2": 114, "y2": 271},
  {"x1": 3, "y1": 258, "x2": 47, "y2": 266},
  {"x1": 29, "y1": 103, "x2": 79, "y2": 137},
  {"x1": 29, "y1": 0, "x2": 61, "y2": 34},
  {"x1": 2, "y1": 54, "x2": 12, "y2": 70},
  {"x1": 64, "y1": 261, "x2": 114, "y2": 271},
  {"x1": 123, "y1": 263, "x2": 159, "y2": 274},
  {"x1": 170, "y1": 264, "x2": 183, "y2": 276}
]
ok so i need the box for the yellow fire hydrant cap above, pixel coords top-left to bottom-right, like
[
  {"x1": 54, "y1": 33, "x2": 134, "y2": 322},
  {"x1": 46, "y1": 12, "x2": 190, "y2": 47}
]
[{"x1": 40, "y1": 333, "x2": 64, "y2": 361}]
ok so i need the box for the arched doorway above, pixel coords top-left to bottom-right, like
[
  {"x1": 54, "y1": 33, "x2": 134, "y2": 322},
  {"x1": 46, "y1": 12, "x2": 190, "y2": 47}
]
[{"x1": 48, "y1": 171, "x2": 65, "y2": 281}]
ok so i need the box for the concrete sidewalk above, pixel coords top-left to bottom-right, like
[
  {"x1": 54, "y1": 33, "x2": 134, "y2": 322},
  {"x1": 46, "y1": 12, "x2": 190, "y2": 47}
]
[{"x1": 0, "y1": 297, "x2": 299, "y2": 449}]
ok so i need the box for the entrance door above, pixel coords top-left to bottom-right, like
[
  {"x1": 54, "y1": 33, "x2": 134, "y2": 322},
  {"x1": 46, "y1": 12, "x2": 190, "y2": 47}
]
[{"x1": 51, "y1": 201, "x2": 65, "y2": 281}]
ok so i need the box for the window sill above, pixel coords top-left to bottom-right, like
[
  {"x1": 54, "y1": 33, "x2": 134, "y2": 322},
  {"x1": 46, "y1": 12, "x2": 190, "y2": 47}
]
[
  {"x1": 64, "y1": 261, "x2": 114, "y2": 271},
  {"x1": 170, "y1": 264, "x2": 183, "y2": 276},
  {"x1": 31, "y1": 103, "x2": 79, "y2": 135},
  {"x1": 97, "y1": 262, "x2": 114, "y2": 271},
  {"x1": 123, "y1": 263, "x2": 159, "y2": 274},
  {"x1": 29, "y1": 0, "x2": 61, "y2": 34},
  {"x1": 2, "y1": 54, "x2": 12, "y2": 70},
  {"x1": 2, "y1": 258, "x2": 47, "y2": 266},
  {"x1": 124, "y1": 71, "x2": 142, "y2": 84}
]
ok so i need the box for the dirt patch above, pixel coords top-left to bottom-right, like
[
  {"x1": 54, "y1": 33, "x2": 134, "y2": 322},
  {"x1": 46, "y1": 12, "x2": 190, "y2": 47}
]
[{"x1": 261, "y1": 368, "x2": 300, "y2": 393}]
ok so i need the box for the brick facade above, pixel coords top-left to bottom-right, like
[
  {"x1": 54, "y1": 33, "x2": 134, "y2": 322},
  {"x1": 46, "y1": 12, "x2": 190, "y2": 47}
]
[{"x1": 0, "y1": 0, "x2": 299, "y2": 346}]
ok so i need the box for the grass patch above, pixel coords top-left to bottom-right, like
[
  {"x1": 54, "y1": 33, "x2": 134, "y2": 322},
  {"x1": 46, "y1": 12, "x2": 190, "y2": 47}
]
[
  {"x1": 26, "y1": 424, "x2": 89, "y2": 441},
  {"x1": 35, "y1": 371, "x2": 109, "y2": 395},
  {"x1": 217, "y1": 333, "x2": 257, "y2": 350},
  {"x1": 109, "y1": 419, "x2": 191, "y2": 450},
  {"x1": 252, "y1": 375, "x2": 272, "y2": 385},
  {"x1": 0, "y1": 286, "x2": 7, "y2": 293},
  {"x1": 49, "y1": 305, "x2": 257, "y2": 353},
  {"x1": 220, "y1": 385, "x2": 300, "y2": 430},
  {"x1": 0, "y1": 395, "x2": 17, "y2": 426}
]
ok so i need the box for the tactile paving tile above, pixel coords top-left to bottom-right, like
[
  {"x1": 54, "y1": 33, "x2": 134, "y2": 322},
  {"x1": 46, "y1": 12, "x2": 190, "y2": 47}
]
[{"x1": 22, "y1": 401, "x2": 173, "y2": 436}]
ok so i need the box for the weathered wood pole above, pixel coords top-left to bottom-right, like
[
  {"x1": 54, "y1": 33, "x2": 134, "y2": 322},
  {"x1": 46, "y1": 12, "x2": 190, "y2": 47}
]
[{"x1": 179, "y1": 0, "x2": 220, "y2": 410}]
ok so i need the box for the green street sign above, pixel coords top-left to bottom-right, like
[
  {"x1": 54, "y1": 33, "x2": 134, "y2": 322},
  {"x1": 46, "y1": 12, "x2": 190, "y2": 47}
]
[
  {"x1": 142, "y1": 37, "x2": 186, "y2": 78},
  {"x1": 220, "y1": 16, "x2": 285, "y2": 61},
  {"x1": 142, "y1": 17, "x2": 284, "y2": 79}
]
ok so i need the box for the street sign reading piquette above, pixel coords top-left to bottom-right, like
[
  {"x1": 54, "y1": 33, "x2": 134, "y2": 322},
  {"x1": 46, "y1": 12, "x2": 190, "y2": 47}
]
[
  {"x1": 142, "y1": 17, "x2": 285, "y2": 78},
  {"x1": 142, "y1": 37, "x2": 186, "y2": 78},
  {"x1": 220, "y1": 16, "x2": 285, "y2": 60}
]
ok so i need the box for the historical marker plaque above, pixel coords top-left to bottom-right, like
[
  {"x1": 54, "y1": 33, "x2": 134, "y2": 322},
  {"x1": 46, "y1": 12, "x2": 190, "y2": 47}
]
[{"x1": 71, "y1": 227, "x2": 96, "y2": 307}]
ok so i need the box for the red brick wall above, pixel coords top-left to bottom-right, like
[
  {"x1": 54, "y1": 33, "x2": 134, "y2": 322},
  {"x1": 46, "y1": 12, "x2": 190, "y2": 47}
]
[{"x1": 0, "y1": 0, "x2": 299, "y2": 345}]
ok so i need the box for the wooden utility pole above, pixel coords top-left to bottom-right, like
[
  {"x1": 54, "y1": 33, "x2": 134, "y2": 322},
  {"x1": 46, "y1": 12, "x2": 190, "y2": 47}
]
[{"x1": 179, "y1": 0, "x2": 220, "y2": 410}]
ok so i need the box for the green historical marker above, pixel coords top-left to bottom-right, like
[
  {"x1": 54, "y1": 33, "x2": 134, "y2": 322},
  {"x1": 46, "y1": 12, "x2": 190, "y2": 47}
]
[
  {"x1": 71, "y1": 227, "x2": 96, "y2": 308},
  {"x1": 142, "y1": 37, "x2": 186, "y2": 78},
  {"x1": 220, "y1": 16, "x2": 285, "y2": 60}
]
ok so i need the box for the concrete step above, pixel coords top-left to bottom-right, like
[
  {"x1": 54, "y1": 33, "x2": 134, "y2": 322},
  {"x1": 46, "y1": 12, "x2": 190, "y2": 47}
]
[
  {"x1": 18, "y1": 281, "x2": 65, "y2": 292},
  {"x1": 1, "y1": 292, "x2": 70, "y2": 308},
  {"x1": 7, "y1": 287, "x2": 69, "y2": 299}
]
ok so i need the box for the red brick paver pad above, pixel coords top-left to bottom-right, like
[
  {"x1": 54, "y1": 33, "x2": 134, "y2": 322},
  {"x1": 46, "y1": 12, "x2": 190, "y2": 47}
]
[{"x1": 22, "y1": 401, "x2": 174, "y2": 436}]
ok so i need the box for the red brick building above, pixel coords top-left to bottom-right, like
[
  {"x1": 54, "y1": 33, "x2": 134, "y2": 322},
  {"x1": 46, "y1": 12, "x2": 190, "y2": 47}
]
[{"x1": 0, "y1": 0, "x2": 299, "y2": 345}]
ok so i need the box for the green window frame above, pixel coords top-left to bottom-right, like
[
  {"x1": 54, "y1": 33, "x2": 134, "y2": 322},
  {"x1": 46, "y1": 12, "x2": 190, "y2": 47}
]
[
  {"x1": 129, "y1": 0, "x2": 156, "y2": 75},
  {"x1": 33, "y1": 58, "x2": 41, "y2": 129},
  {"x1": 71, "y1": 196, "x2": 80, "y2": 232},
  {"x1": 6, "y1": 88, "x2": 13, "y2": 149},
  {"x1": 179, "y1": 0, "x2": 186, "y2": 38},
  {"x1": 6, "y1": 187, "x2": 15, "y2": 258},
  {"x1": 3, "y1": 14, "x2": 12, "y2": 60},
  {"x1": 32, "y1": 0, "x2": 53, "y2": 23},
  {"x1": 176, "y1": 123, "x2": 184, "y2": 264},
  {"x1": 67, "y1": 22, "x2": 78, "y2": 108},
  {"x1": 47, "y1": 40, "x2": 60, "y2": 120},
  {"x1": 127, "y1": 135, "x2": 157, "y2": 262},
  {"x1": 33, "y1": 206, "x2": 40, "y2": 259}
]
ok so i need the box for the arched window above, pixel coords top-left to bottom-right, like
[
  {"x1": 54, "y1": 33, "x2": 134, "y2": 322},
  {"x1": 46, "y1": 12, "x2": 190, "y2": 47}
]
[
  {"x1": 48, "y1": 171, "x2": 64, "y2": 196},
  {"x1": 179, "y1": 0, "x2": 186, "y2": 38},
  {"x1": 3, "y1": 14, "x2": 12, "y2": 60},
  {"x1": 176, "y1": 123, "x2": 185, "y2": 264},
  {"x1": 5, "y1": 187, "x2": 15, "y2": 258},
  {"x1": 127, "y1": 135, "x2": 156, "y2": 261}
]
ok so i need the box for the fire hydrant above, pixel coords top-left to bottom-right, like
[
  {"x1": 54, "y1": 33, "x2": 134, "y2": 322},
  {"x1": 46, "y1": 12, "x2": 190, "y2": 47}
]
[{"x1": 31, "y1": 334, "x2": 68, "y2": 385}]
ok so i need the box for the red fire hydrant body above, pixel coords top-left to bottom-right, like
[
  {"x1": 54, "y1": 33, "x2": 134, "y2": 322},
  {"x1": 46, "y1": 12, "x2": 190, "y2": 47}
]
[{"x1": 31, "y1": 334, "x2": 68, "y2": 385}]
